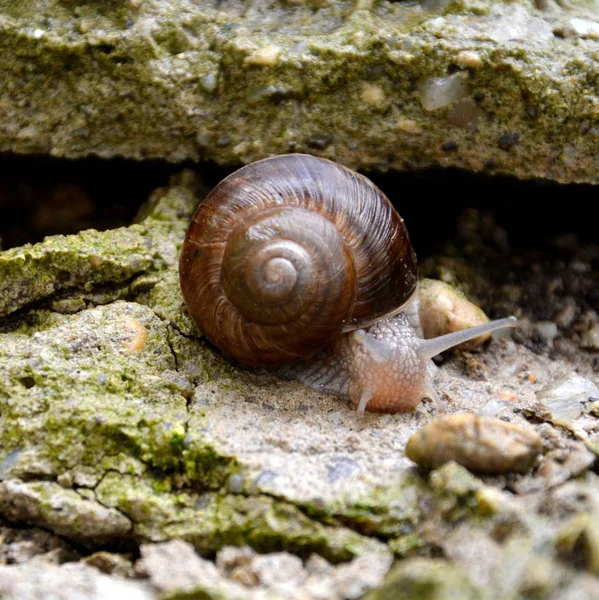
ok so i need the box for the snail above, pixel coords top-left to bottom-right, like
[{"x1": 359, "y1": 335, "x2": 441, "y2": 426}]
[{"x1": 179, "y1": 154, "x2": 516, "y2": 415}]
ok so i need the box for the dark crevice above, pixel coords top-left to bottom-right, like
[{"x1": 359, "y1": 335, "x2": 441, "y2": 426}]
[
  {"x1": 165, "y1": 328, "x2": 181, "y2": 374},
  {"x1": 167, "y1": 319, "x2": 202, "y2": 342},
  {"x1": 0, "y1": 507, "x2": 136, "y2": 558},
  {"x1": 1, "y1": 152, "x2": 597, "y2": 256},
  {"x1": 0, "y1": 516, "x2": 84, "y2": 562}
]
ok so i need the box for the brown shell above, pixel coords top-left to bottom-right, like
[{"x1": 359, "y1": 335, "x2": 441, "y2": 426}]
[{"x1": 179, "y1": 154, "x2": 417, "y2": 366}]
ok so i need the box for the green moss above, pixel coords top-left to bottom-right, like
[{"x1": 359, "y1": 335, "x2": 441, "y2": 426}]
[
  {"x1": 0, "y1": 227, "x2": 154, "y2": 318},
  {"x1": 388, "y1": 534, "x2": 427, "y2": 557},
  {"x1": 304, "y1": 476, "x2": 426, "y2": 539},
  {"x1": 94, "y1": 471, "x2": 385, "y2": 560},
  {"x1": 0, "y1": 174, "x2": 200, "y2": 320}
]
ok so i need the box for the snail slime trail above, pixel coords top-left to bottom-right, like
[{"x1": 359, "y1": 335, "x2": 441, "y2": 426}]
[{"x1": 179, "y1": 154, "x2": 518, "y2": 415}]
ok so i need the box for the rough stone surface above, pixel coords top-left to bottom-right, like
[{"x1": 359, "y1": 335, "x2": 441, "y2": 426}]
[
  {"x1": 1, "y1": 173, "x2": 599, "y2": 598},
  {"x1": 364, "y1": 557, "x2": 481, "y2": 600},
  {"x1": 3, "y1": 1, "x2": 599, "y2": 182},
  {"x1": 0, "y1": 519, "x2": 78, "y2": 566},
  {"x1": 138, "y1": 539, "x2": 393, "y2": 599},
  {"x1": 0, "y1": 562, "x2": 153, "y2": 600},
  {"x1": 0, "y1": 480, "x2": 132, "y2": 546}
]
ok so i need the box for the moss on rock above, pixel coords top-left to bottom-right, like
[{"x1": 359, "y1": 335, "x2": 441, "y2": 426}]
[
  {"x1": 2, "y1": 1, "x2": 599, "y2": 181},
  {"x1": 364, "y1": 558, "x2": 482, "y2": 600}
]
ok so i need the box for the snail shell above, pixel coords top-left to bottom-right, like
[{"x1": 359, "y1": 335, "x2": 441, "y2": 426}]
[{"x1": 179, "y1": 154, "x2": 418, "y2": 366}]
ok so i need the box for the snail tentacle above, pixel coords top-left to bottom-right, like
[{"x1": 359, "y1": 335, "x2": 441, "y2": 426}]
[{"x1": 416, "y1": 316, "x2": 518, "y2": 361}]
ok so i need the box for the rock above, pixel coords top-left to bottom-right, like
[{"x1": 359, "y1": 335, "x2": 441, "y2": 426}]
[
  {"x1": 536, "y1": 374, "x2": 599, "y2": 424},
  {"x1": 0, "y1": 480, "x2": 132, "y2": 546},
  {"x1": 138, "y1": 540, "x2": 391, "y2": 599},
  {"x1": 363, "y1": 558, "x2": 481, "y2": 600},
  {"x1": 540, "y1": 478, "x2": 599, "y2": 519},
  {"x1": 553, "y1": 298, "x2": 579, "y2": 329},
  {"x1": 406, "y1": 414, "x2": 542, "y2": 474},
  {"x1": 333, "y1": 554, "x2": 393, "y2": 600},
  {"x1": 556, "y1": 513, "x2": 599, "y2": 576},
  {"x1": 83, "y1": 552, "x2": 135, "y2": 578},
  {"x1": 217, "y1": 546, "x2": 260, "y2": 586},
  {"x1": 533, "y1": 321, "x2": 559, "y2": 343},
  {"x1": 0, "y1": 228, "x2": 154, "y2": 319},
  {"x1": 581, "y1": 322, "x2": 599, "y2": 350},
  {"x1": 138, "y1": 540, "x2": 222, "y2": 594},
  {"x1": 0, "y1": 523, "x2": 77, "y2": 566},
  {"x1": 418, "y1": 279, "x2": 492, "y2": 350},
  {"x1": 2, "y1": 2, "x2": 599, "y2": 182},
  {"x1": 0, "y1": 562, "x2": 153, "y2": 600},
  {"x1": 238, "y1": 552, "x2": 306, "y2": 588},
  {"x1": 512, "y1": 440, "x2": 596, "y2": 494}
]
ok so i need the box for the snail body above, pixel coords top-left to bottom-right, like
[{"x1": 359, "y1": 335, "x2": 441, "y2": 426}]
[{"x1": 180, "y1": 154, "x2": 516, "y2": 414}]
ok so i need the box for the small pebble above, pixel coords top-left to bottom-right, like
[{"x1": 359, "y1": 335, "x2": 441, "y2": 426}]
[
  {"x1": 455, "y1": 50, "x2": 483, "y2": 69},
  {"x1": 417, "y1": 72, "x2": 469, "y2": 111},
  {"x1": 244, "y1": 44, "x2": 280, "y2": 66},
  {"x1": 446, "y1": 98, "x2": 485, "y2": 131},
  {"x1": 360, "y1": 82, "x2": 387, "y2": 109},
  {"x1": 479, "y1": 399, "x2": 505, "y2": 418},
  {"x1": 326, "y1": 457, "x2": 360, "y2": 483},
  {"x1": 396, "y1": 119, "x2": 422, "y2": 134},
  {"x1": 405, "y1": 414, "x2": 542, "y2": 474},
  {"x1": 554, "y1": 298, "x2": 578, "y2": 329},
  {"x1": 534, "y1": 321, "x2": 558, "y2": 343},
  {"x1": 418, "y1": 279, "x2": 491, "y2": 350},
  {"x1": 581, "y1": 322, "x2": 599, "y2": 350},
  {"x1": 556, "y1": 513, "x2": 599, "y2": 576},
  {"x1": 84, "y1": 552, "x2": 135, "y2": 578},
  {"x1": 441, "y1": 141, "x2": 458, "y2": 152},
  {"x1": 201, "y1": 73, "x2": 218, "y2": 94},
  {"x1": 121, "y1": 317, "x2": 148, "y2": 353},
  {"x1": 305, "y1": 133, "x2": 333, "y2": 150},
  {"x1": 51, "y1": 297, "x2": 87, "y2": 315},
  {"x1": 227, "y1": 474, "x2": 245, "y2": 494}
]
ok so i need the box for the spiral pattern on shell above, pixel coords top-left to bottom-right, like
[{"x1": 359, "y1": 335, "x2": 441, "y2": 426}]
[{"x1": 179, "y1": 154, "x2": 417, "y2": 366}]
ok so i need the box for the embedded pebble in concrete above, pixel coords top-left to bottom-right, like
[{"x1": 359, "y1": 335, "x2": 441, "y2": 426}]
[
  {"x1": 405, "y1": 414, "x2": 542, "y2": 474},
  {"x1": 534, "y1": 321, "x2": 559, "y2": 343}
]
